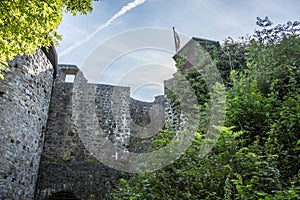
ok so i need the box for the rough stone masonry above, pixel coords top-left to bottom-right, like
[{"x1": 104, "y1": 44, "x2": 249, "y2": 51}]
[
  {"x1": 0, "y1": 49, "x2": 54, "y2": 200},
  {"x1": 0, "y1": 49, "x2": 181, "y2": 200}
]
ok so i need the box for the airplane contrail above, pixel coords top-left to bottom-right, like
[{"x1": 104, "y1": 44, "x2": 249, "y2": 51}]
[{"x1": 60, "y1": 0, "x2": 146, "y2": 57}]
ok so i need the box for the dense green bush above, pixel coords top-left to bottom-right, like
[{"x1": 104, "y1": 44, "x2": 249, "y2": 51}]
[{"x1": 113, "y1": 18, "x2": 300, "y2": 200}]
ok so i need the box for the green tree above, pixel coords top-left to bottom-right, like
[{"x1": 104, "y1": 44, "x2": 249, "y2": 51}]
[
  {"x1": 226, "y1": 17, "x2": 300, "y2": 198},
  {"x1": 0, "y1": 0, "x2": 97, "y2": 79},
  {"x1": 113, "y1": 18, "x2": 300, "y2": 200}
]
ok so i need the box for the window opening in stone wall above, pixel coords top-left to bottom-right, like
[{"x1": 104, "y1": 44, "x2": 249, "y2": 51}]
[
  {"x1": 65, "y1": 74, "x2": 76, "y2": 83},
  {"x1": 46, "y1": 191, "x2": 80, "y2": 200},
  {"x1": 0, "y1": 85, "x2": 5, "y2": 96}
]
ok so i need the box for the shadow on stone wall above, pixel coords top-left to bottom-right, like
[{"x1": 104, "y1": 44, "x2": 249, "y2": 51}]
[
  {"x1": 35, "y1": 65, "x2": 126, "y2": 200},
  {"x1": 35, "y1": 64, "x2": 181, "y2": 200}
]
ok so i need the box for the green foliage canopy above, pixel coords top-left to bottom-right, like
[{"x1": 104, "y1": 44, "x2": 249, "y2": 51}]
[
  {"x1": 113, "y1": 18, "x2": 300, "y2": 200},
  {"x1": 0, "y1": 0, "x2": 97, "y2": 79}
]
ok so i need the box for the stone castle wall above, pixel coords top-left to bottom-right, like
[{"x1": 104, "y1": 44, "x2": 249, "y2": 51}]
[
  {"x1": 0, "y1": 37, "x2": 220, "y2": 200},
  {"x1": 0, "y1": 57, "x2": 181, "y2": 199},
  {"x1": 35, "y1": 64, "x2": 181, "y2": 200},
  {"x1": 35, "y1": 65, "x2": 131, "y2": 200},
  {"x1": 0, "y1": 50, "x2": 55, "y2": 200}
]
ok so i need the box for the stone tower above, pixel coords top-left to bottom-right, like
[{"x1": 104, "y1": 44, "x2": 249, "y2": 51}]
[
  {"x1": 35, "y1": 65, "x2": 131, "y2": 200},
  {"x1": 0, "y1": 49, "x2": 55, "y2": 199}
]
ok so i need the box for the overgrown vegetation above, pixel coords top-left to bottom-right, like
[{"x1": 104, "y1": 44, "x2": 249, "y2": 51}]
[{"x1": 113, "y1": 17, "x2": 300, "y2": 200}]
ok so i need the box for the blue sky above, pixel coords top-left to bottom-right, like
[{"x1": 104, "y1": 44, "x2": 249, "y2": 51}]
[{"x1": 57, "y1": 0, "x2": 300, "y2": 101}]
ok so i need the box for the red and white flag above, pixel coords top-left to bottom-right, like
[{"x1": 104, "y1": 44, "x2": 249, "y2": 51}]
[{"x1": 173, "y1": 27, "x2": 181, "y2": 52}]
